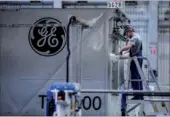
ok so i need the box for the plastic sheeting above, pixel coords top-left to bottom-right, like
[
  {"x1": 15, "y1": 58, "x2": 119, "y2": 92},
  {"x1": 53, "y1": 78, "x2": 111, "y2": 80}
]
[{"x1": 87, "y1": 24, "x2": 104, "y2": 51}]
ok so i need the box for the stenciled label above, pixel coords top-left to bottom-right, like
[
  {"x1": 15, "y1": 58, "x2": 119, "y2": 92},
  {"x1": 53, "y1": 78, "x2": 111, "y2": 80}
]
[{"x1": 107, "y1": 0, "x2": 123, "y2": 8}]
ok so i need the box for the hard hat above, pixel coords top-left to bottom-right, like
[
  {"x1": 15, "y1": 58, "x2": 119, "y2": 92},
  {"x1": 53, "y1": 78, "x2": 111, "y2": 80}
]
[{"x1": 123, "y1": 25, "x2": 135, "y2": 36}]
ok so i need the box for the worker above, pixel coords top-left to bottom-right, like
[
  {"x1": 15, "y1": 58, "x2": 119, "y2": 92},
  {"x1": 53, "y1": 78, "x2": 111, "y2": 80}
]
[{"x1": 119, "y1": 26, "x2": 143, "y2": 100}]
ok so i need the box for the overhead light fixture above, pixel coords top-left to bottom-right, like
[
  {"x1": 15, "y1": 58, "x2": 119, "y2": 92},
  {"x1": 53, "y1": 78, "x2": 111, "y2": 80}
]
[
  {"x1": 125, "y1": 1, "x2": 138, "y2": 6},
  {"x1": 30, "y1": 0, "x2": 41, "y2": 4},
  {"x1": 77, "y1": 1, "x2": 88, "y2": 4}
]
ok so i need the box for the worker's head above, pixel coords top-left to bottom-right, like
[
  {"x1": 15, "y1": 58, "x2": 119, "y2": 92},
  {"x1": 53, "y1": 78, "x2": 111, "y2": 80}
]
[{"x1": 124, "y1": 26, "x2": 135, "y2": 38}]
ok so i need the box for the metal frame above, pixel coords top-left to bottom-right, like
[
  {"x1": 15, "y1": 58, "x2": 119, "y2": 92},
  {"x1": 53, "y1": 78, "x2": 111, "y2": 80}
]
[
  {"x1": 0, "y1": 1, "x2": 54, "y2": 8},
  {"x1": 81, "y1": 89, "x2": 170, "y2": 96},
  {"x1": 62, "y1": 1, "x2": 130, "y2": 23},
  {"x1": 0, "y1": 1, "x2": 53, "y2": 5},
  {"x1": 123, "y1": 56, "x2": 169, "y2": 116},
  {"x1": 127, "y1": 99, "x2": 170, "y2": 103},
  {"x1": 0, "y1": 24, "x2": 65, "y2": 28},
  {"x1": 62, "y1": 1, "x2": 108, "y2": 8}
]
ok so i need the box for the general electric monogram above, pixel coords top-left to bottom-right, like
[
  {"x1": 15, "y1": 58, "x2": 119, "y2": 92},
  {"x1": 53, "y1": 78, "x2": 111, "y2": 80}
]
[{"x1": 28, "y1": 17, "x2": 66, "y2": 56}]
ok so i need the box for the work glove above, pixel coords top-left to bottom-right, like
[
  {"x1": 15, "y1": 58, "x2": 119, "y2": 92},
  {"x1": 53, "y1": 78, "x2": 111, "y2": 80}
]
[{"x1": 109, "y1": 53, "x2": 120, "y2": 63}]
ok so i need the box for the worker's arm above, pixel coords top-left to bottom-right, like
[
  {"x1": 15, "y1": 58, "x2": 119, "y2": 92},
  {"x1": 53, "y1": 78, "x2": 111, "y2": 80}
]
[
  {"x1": 123, "y1": 50, "x2": 130, "y2": 54},
  {"x1": 119, "y1": 38, "x2": 137, "y2": 55},
  {"x1": 119, "y1": 43, "x2": 133, "y2": 55}
]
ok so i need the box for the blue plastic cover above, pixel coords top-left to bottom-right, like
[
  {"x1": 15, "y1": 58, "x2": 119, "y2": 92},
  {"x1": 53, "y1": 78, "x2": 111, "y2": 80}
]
[
  {"x1": 47, "y1": 90, "x2": 53, "y2": 100},
  {"x1": 49, "y1": 83, "x2": 77, "y2": 91}
]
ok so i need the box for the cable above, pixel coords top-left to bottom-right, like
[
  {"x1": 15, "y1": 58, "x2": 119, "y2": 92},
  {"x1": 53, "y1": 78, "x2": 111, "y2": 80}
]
[{"x1": 66, "y1": 16, "x2": 77, "y2": 83}]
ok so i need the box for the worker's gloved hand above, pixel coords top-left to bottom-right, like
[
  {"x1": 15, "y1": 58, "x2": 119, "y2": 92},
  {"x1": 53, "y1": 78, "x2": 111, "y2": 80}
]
[{"x1": 109, "y1": 53, "x2": 120, "y2": 63}]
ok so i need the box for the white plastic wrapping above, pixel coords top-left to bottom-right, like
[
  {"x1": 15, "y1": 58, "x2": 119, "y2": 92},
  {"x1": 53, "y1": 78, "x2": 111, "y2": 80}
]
[{"x1": 87, "y1": 24, "x2": 104, "y2": 51}]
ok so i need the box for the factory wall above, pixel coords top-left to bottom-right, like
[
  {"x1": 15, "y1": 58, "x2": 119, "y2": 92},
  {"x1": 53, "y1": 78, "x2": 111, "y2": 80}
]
[
  {"x1": 122, "y1": 1, "x2": 150, "y2": 86},
  {"x1": 109, "y1": 1, "x2": 170, "y2": 115},
  {"x1": 158, "y1": 1, "x2": 170, "y2": 88},
  {"x1": 123, "y1": 1, "x2": 170, "y2": 88}
]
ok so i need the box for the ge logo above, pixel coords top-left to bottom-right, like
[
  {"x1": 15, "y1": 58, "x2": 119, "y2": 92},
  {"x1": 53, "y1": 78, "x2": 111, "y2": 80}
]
[{"x1": 28, "y1": 17, "x2": 66, "y2": 56}]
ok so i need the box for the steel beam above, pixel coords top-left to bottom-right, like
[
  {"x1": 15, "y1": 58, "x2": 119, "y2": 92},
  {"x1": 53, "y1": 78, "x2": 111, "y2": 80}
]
[
  {"x1": 126, "y1": 103, "x2": 141, "y2": 114},
  {"x1": 0, "y1": 24, "x2": 65, "y2": 28},
  {"x1": 127, "y1": 99, "x2": 170, "y2": 103},
  {"x1": 62, "y1": 1, "x2": 130, "y2": 23},
  {"x1": 0, "y1": 1, "x2": 53, "y2": 5},
  {"x1": 62, "y1": 1, "x2": 107, "y2": 6},
  {"x1": 81, "y1": 89, "x2": 170, "y2": 96}
]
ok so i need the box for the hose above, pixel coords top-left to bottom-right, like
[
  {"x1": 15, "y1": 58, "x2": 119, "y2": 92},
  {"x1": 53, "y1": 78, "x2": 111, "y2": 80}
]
[{"x1": 66, "y1": 16, "x2": 77, "y2": 83}]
